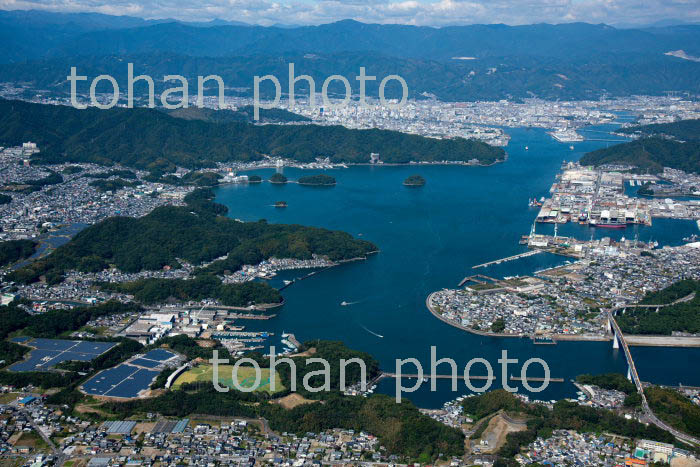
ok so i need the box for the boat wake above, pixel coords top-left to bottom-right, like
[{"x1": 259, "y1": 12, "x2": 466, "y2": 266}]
[{"x1": 360, "y1": 324, "x2": 384, "y2": 338}]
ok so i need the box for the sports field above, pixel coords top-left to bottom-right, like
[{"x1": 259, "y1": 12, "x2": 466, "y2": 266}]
[{"x1": 173, "y1": 365, "x2": 284, "y2": 394}]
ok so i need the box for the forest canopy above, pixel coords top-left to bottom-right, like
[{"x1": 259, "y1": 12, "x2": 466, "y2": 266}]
[
  {"x1": 0, "y1": 98, "x2": 505, "y2": 170},
  {"x1": 617, "y1": 280, "x2": 700, "y2": 335},
  {"x1": 580, "y1": 136, "x2": 700, "y2": 174},
  {"x1": 7, "y1": 190, "x2": 376, "y2": 286}
]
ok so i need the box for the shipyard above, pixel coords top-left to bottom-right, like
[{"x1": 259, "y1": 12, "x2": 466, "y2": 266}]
[{"x1": 534, "y1": 162, "x2": 700, "y2": 229}]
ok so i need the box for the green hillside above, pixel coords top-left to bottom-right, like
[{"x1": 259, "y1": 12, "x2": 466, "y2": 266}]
[{"x1": 0, "y1": 99, "x2": 505, "y2": 171}]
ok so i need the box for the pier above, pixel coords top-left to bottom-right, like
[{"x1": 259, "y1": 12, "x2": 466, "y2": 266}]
[
  {"x1": 277, "y1": 267, "x2": 333, "y2": 291},
  {"x1": 471, "y1": 250, "x2": 543, "y2": 269},
  {"x1": 458, "y1": 274, "x2": 499, "y2": 287}
]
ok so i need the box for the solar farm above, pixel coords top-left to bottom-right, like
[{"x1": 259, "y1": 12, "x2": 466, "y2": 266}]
[
  {"x1": 99, "y1": 420, "x2": 137, "y2": 434},
  {"x1": 7, "y1": 338, "x2": 117, "y2": 372},
  {"x1": 81, "y1": 348, "x2": 180, "y2": 399},
  {"x1": 151, "y1": 419, "x2": 189, "y2": 434},
  {"x1": 172, "y1": 364, "x2": 284, "y2": 394}
]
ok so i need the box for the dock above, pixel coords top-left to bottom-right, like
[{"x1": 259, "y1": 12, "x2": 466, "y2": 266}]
[
  {"x1": 471, "y1": 250, "x2": 544, "y2": 269},
  {"x1": 458, "y1": 274, "x2": 499, "y2": 287},
  {"x1": 225, "y1": 313, "x2": 276, "y2": 320},
  {"x1": 277, "y1": 266, "x2": 334, "y2": 291}
]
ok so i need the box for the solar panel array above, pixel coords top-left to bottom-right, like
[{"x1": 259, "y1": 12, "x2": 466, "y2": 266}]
[
  {"x1": 82, "y1": 364, "x2": 160, "y2": 398},
  {"x1": 172, "y1": 419, "x2": 189, "y2": 433},
  {"x1": 81, "y1": 348, "x2": 179, "y2": 399},
  {"x1": 129, "y1": 358, "x2": 163, "y2": 369},
  {"x1": 151, "y1": 418, "x2": 189, "y2": 434},
  {"x1": 8, "y1": 338, "x2": 117, "y2": 372},
  {"x1": 141, "y1": 349, "x2": 177, "y2": 362},
  {"x1": 99, "y1": 420, "x2": 136, "y2": 434}
]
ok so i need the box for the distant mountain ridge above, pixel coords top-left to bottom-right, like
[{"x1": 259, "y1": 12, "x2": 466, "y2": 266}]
[
  {"x1": 1, "y1": 10, "x2": 699, "y2": 100},
  {"x1": 1, "y1": 12, "x2": 699, "y2": 62},
  {"x1": 2, "y1": 50, "x2": 698, "y2": 101}
]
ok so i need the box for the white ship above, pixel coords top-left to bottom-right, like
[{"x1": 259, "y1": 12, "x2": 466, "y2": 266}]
[{"x1": 548, "y1": 128, "x2": 584, "y2": 143}]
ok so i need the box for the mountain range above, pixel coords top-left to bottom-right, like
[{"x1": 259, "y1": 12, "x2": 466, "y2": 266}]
[{"x1": 1, "y1": 10, "x2": 699, "y2": 100}]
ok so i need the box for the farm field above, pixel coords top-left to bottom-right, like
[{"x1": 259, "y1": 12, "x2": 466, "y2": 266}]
[{"x1": 173, "y1": 365, "x2": 284, "y2": 394}]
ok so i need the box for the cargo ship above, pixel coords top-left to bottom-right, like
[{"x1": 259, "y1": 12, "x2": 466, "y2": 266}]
[
  {"x1": 589, "y1": 220, "x2": 627, "y2": 229},
  {"x1": 589, "y1": 209, "x2": 630, "y2": 229}
]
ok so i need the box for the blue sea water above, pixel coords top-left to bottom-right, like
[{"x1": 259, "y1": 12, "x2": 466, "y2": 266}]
[{"x1": 215, "y1": 126, "x2": 700, "y2": 408}]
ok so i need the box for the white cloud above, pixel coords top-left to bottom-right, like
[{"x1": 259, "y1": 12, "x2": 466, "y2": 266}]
[{"x1": 1, "y1": 0, "x2": 699, "y2": 26}]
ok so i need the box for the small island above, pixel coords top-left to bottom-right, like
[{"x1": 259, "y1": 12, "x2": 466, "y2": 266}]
[
  {"x1": 298, "y1": 174, "x2": 336, "y2": 186},
  {"x1": 274, "y1": 201, "x2": 288, "y2": 208},
  {"x1": 403, "y1": 174, "x2": 426, "y2": 187},
  {"x1": 247, "y1": 175, "x2": 262, "y2": 183},
  {"x1": 269, "y1": 173, "x2": 288, "y2": 184}
]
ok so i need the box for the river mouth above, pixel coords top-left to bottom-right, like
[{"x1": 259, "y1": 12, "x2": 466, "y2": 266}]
[{"x1": 215, "y1": 126, "x2": 700, "y2": 408}]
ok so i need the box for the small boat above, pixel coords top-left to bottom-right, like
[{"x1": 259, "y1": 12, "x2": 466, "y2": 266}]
[
  {"x1": 525, "y1": 146, "x2": 529, "y2": 150},
  {"x1": 569, "y1": 145, "x2": 574, "y2": 150},
  {"x1": 340, "y1": 301, "x2": 349, "y2": 306}
]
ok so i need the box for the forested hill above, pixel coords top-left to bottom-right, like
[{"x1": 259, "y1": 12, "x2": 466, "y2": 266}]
[
  {"x1": 1, "y1": 13, "x2": 699, "y2": 100},
  {"x1": 617, "y1": 119, "x2": 700, "y2": 141},
  {"x1": 579, "y1": 137, "x2": 700, "y2": 174},
  {"x1": 2, "y1": 13, "x2": 698, "y2": 62},
  {"x1": 0, "y1": 99, "x2": 505, "y2": 170},
  {"x1": 8, "y1": 189, "x2": 377, "y2": 286},
  {"x1": 617, "y1": 280, "x2": 700, "y2": 335},
  {"x1": 164, "y1": 106, "x2": 311, "y2": 124}
]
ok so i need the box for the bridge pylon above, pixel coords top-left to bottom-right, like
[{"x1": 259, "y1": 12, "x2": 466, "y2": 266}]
[
  {"x1": 627, "y1": 365, "x2": 632, "y2": 381},
  {"x1": 613, "y1": 332, "x2": 620, "y2": 349}
]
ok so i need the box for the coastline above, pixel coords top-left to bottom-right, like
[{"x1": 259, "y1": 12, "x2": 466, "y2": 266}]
[
  {"x1": 426, "y1": 291, "x2": 526, "y2": 338},
  {"x1": 426, "y1": 292, "x2": 700, "y2": 347},
  {"x1": 233, "y1": 154, "x2": 508, "y2": 174}
]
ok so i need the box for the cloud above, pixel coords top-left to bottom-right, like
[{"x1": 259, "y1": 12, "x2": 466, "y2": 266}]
[{"x1": 1, "y1": 0, "x2": 699, "y2": 26}]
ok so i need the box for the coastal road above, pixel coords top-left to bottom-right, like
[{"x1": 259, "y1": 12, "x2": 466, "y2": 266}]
[{"x1": 607, "y1": 309, "x2": 700, "y2": 446}]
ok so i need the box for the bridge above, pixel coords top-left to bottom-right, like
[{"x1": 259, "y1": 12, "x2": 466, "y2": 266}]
[
  {"x1": 607, "y1": 308, "x2": 700, "y2": 445},
  {"x1": 614, "y1": 292, "x2": 695, "y2": 310}
]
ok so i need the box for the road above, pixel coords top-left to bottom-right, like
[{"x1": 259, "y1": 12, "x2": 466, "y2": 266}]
[
  {"x1": 607, "y1": 309, "x2": 700, "y2": 446},
  {"x1": 18, "y1": 406, "x2": 67, "y2": 465}
]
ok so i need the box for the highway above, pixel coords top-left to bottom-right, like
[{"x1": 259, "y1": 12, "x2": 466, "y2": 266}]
[{"x1": 607, "y1": 309, "x2": 700, "y2": 446}]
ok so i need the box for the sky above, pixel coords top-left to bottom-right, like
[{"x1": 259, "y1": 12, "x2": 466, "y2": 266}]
[{"x1": 1, "y1": 0, "x2": 699, "y2": 27}]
